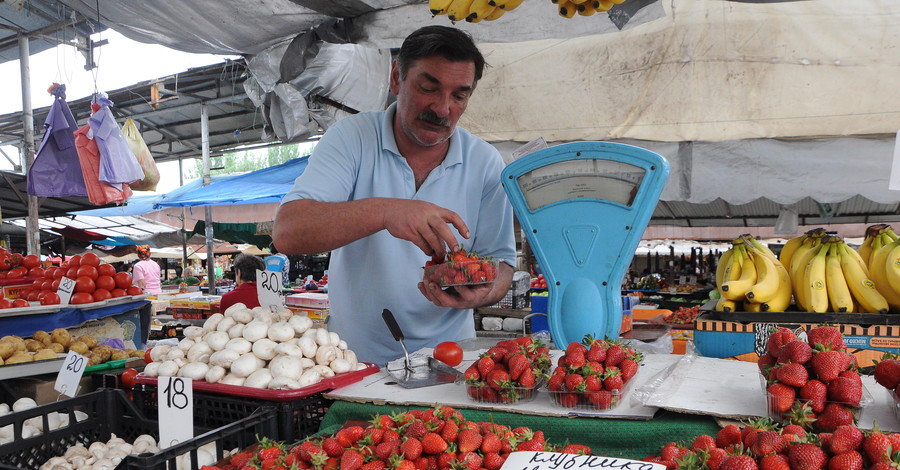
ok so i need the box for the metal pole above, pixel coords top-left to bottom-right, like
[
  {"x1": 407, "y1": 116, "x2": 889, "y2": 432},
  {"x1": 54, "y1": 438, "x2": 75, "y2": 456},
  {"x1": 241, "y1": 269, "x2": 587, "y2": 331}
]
[
  {"x1": 19, "y1": 34, "x2": 39, "y2": 255},
  {"x1": 179, "y1": 157, "x2": 188, "y2": 272},
  {"x1": 201, "y1": 104, "x2": 216, "y2": 295}
]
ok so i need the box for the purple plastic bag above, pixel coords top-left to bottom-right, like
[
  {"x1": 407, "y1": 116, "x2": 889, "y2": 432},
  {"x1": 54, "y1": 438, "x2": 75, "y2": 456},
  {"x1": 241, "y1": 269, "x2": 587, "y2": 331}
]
[
  {"x1": 26, "y1": 85, "x2": 89, "y2": 197},
  {"x1": 90, "y1": 94, "x2": 145, "y2": 186}
]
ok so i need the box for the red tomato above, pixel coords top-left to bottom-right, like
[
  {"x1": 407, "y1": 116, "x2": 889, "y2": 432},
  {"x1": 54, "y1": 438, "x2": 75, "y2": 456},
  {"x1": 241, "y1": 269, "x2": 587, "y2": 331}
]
[
  {"x1": 92, "y1": 288, "x2": 112, "y2": 302},
  {"x1": 110, "y1": 288, "x2": 127, "y2": 298},
  {"x1": 74, "y1": 276, "x2": 96, "y2": 293},
  {"x1": 65, "y1": 267, "x2": 78, "y2": 280},
  {"x1": 52, "y1": 268, "x2": 65, "y2": 280},
  {"x1": 114, "y1": 272, "x2": 133, "y2": 289},
  {"x1": 0, "y1": 298, "x2": 11, "y2": 309},
  {"x1": 0, "y1": 272, "x2": 6, "y2": 279},
  {"x1": 121, "y1": 368, "x2": 139, "y2": 389},
  {"x1": 67, "y1": 255, "x2": 82, "y2": 267},
  {"x1": 81, "y1": 252, "x2": 101, "y2": 267},
  {"x1": 433, "y1": 341, "x2": 463, "y2": 367},
  {"x1": 40, "y1": 292, "x2": 61, "y2": 305},
  {"x1": 32, "y1": 279, "x2": 44, "y2": 289},
  {"x1": 22, "y1": 254, "x2": 40, "y2": 269},
  {"x1": 28, "y1": 267, "x2": 45, "y2": 278},
  {"x1": 126, "y1": 286, "x2": 143, "y2": 296},
  {"x1": 41, "y1": 280, "x2": 53, "y2": 292},
  {"x1": 51, "y1": 279, "x2": 60, "y2": 291},
  {"x1": 44, "y1": 267, "x2": 56, "y2": 279},
  {"x1": 6, "y1": 268, "x2": 25, "y2": 279},
  {"x1": 96, "y1": 275, "x2": 116, "y2": 291},
  {"x1": 9, "y1": 253, "x2": 23, "y2": 267},
  {"x1": 97, "y1": 263, "x2": 116, "y2": 277},
  {"x1": 25, "y1": 290, "x2": 40, "y2": 302},
  {"x1": 70, "y1": 292, "x2": 93, "y2": 304},
  {"x1": 76, "y1": 265, "x2": 99, "y2": 281},
  {"x1": 12, "y1": 298, "x2": 29, "y2": 308},
  {"x1": 144, "y1": 348, "x2": 153, "y2": 363}
]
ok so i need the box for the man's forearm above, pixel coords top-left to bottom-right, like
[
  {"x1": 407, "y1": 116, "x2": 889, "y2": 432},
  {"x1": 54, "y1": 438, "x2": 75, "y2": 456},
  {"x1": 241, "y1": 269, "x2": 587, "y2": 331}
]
[{"x1": 273, "y1": 199, "x2": 387, "y2": 254}]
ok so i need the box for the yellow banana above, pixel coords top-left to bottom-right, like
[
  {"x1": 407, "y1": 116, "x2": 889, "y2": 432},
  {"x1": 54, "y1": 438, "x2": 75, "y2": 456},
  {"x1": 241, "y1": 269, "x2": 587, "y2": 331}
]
[
  {"x1": 429, "y1": 0, "x2": 454, "y2": 15},
  {"x1": 746, "y1": 235, "x2": 778, "y2": 261},
  {"x1": 745, "y1": 248, "x2": 780, "y2": 304},
  {"x1": 825, "y1": 243, "x2": 853, "y2": 312},
  {"x1": 778, "y1": 234, "x2": 807, "y2": 276},
  {"x1": 465, "y1": 0, "x2": 496, "y2": 20},
  {"x1": 576, "y1": 2, "x2": 597, "y2": 15},
  {"x1": 804, "y1": 243, "x2": 829, "y2": 313},
  {"x1": 558, "y1": 0, "x2": 577, "y2": 17},
  {"x1": 447, "y1": 0, "x2": 475, "y2": 21},
  {"x1": 610, "y1": 0, "x2": 625, "y2": 4},
  {"x1": 868, "y1": 232, "x2": 887, "y2": 269},
  {"x1": 882, "y1": 243, "x2": 900, "y2": 306},
  {"x1": 501, "y1": 0, "x2": 525, "y2": 8},
  {"x1": 761, "y1": 260, "x2": 793, "y2": 312},
  {"x1": 722, "y1": 246, "x2": 758, "y2": 301},
  {"x1": 715, "y1": 248, "x2": 735, "y2": 292},
  {"x1": 885, "y1": 226, "x2": 898, "y2": 242},
  {"x1": 869, "y1": 237, "x2": 900, "y2": 312},
  {"x1": 484, "y1": 6, "x2": 506, "y2": 19},
  {"x1": 596, "y1": 0, "x2": 614, "y2": 11},
  {"x1": 570, "y1": 0, "x2": 589, "y2": 4},
  {"x1": 839, "y1": 242, "x2": 889, "y2": 314},
  {"x1": 715, "y1": 298, "x2": 737, "y2": 313},
  {"x1": 745, "y1": 302, "x2": 763, "y2": 312},
  {"x1": 857, "y1": 226, "x2": 879, "y2": 269},
  {"x1": 789, "y1": 237, "x2": 822, "y2": 312}
]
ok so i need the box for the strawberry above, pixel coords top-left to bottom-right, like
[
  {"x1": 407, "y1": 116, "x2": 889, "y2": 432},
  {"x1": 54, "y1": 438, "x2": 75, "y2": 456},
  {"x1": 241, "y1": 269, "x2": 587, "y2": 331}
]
[
  {"x1": 361, "y1": 462, "x2": 386, "y2": 470},
  {"x1": 292, "y1": 441, "x2": 325, "y2": 462},
  {"x1": 547, "y1": 370, "x2": 565, "y2": 392},
  {"x1": 517, "y1": 438, "x2": 545, "y2": 452},
  {"x1": 807, "y1": 326, "x2": 846, "y2": 350},
  {"x1": 690, "y1": 434, "x2": 717, "y2": 452},
  {"x1": 863, "y1": 432, "x2": 893, "y2": 464},
  {"x1": 375, "y1": 440, "x2": 401, "y2": 461},
  {"x1": 439, "y1": 420, "x2": 458, "y2": 442},
  {"x1": 456, "y1": 429, "x2": 483, "y2": 453},
  {"x1": 518, "y1": 367, "x2": 536, "y2": 388},
  {"x1": 404, "y1": 421, "x2": 429, "y2": 440},
  {"x1": 457, "y1": 451, "x2": 482, "y2": 470},
  {"x1": 566, "y1": 341, "x2": 588, "y2": 357},
  {"x1": 476, "y1": 356, "x2": 496, "y2": 378},
  {"x1": 437, "y1": 452, "x2": 456, "y2": 470},
  {"x1": 620, "y1": 357, "x2": 640, "y2": 382},
  {"x1": 767, "y1": 327, "x2": 797, "y2": 357},
  {"x1": 750, "y1": 430, "x2": 784, "y2": 457},
  {"x1": 874, "y1": 357, "x2": 900, "y2": 390},
  {"x1": 337, "y1": 426, "x2": 366, "y2": 447},
  {"x1": 507, "y1": 352, "x2": 530, "y2": 380},
  {"x1": 602, "y1": 367, "x2": 624, "y2": 391},
  {"x1": 322, "y1": 437, "x2": 346, "y2": 457},
  {"x1": 392, "y1": 458, "x2": 416, "y2": 470},
  {"x1": 781, "y1": 424, "x2": 807, "y2": 441},
  {"x1": 716, "y1": 424, "x2": 743, "y2": 448},
  {"x1": 485, "y1": 369, "x2": 511, "y2": 391},
  {"x1": 584, "y1": 374, "x2": 602, "y2": 392},
  {"x1": 719, "y1": 455, "x2": 759, "y2": 470},
  {"x1": 777, "y1": 339, "x2": 813, "y2": 365},
  {"x1": 787, "y1": 442, "x2": 827, "y2": 470},
  {"x1": 482, "y1": 452, "x2": 506, "y2": 470},
  {"x1": 400, "y1": 438, "x2": 423, "y2": 461},
  {"x1": 564, "y1": 373, "x2": 585, "y2": 392},
  {"x1": 605, "y1": 344, "x2": 626, "y2": 367},
  {"x1": 828, "y1": 376, "x2": 862, "y2": 407},
  {"x1": 829, "y1": 425, "x2": 864, "y2": 455},
  {"x1": 759, "y1": 353, "x2": 778, "y2": 377},
  {"x1": 258, "y1": 440, "x2": 285, "y2": 462},
  {"x1": 231, "y1": 451, "x2": 254, "y2": 467},
  {"x1": 759, "y1": 454, "x2": 790, "y2": 470},
  {"x1": 811, "y1": 350, "x2": 848, "y2": 382},
  {"x1": 586, "y1": 390, "x2": 613, "y2": 409},
  {"x1": 484, "y1": 346, "x2": 509, "y2": 362},
  {"x1": 799, "y1": 379, "x2": 829, "y2": 413},
  {"x1": 706, "y1": 448, "x2": 730, "y2": 470},
  {"x1": 816, "y1": 403, "x2": 855, "y2": 432},
  {"x1": 559, "y1": 444, "x2": 592, "y2": 455},
  {"x1": 767, "y1": 383, "x2": 796, "y2": 414},
  {"x1": 555, "y1": 392, "x2": 578, "y2": 408},
  {"x1": 463, "y1": 365, "x2": 480, "y2": 381},
  {"x1": 775, "y1": 362, "x2": 809, "y2": 388},
  {"x1": 586, "y1": 344, "x2": 607, "y2": 363},
  {"x1": 480, "y1": 432, "x2": 502, "y2": 454},
  {"x1": 340, "y1": 450, "x2": 364, "y2": 470},
  {"x1": 828, "y1": 450, "x2": 863, "y2": 470}
]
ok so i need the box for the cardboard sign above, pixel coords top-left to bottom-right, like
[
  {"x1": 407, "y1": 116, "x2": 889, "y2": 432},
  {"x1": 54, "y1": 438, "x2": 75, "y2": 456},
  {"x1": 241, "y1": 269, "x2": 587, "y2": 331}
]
[
  {"x1": 158, "y1": 376, "x2": 194, "y2": 449},
  {"x1": 54, "y1": 351, "x2": 87, "y2": 397},
  {"x1": 257, "y1": 269, "x2": 283, "y2": 309},
  {"x1": 57, "y1": 276, "x2": 76, "y2": 305},
  {"x1": 499, "y1": 451, "x2": 666, "y2": 470}
]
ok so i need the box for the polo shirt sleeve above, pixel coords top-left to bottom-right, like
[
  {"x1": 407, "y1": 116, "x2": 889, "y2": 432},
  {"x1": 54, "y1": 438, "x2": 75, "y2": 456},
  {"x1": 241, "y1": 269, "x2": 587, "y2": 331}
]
[{"x1": 282, "y1": 119, "x2": 361, "y2": 204}]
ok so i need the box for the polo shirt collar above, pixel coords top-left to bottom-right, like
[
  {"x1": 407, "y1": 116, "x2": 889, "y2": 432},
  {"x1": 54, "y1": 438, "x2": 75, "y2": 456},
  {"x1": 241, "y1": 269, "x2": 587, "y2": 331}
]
[{"x1": 380, "y1": 102, "x2": 463, "y2": 169}]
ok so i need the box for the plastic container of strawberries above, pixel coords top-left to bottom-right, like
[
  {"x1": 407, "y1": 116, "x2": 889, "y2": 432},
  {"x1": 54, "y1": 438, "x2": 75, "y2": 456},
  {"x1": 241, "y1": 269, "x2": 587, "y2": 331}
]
[
  {"x1": 461, "y1": 379, "x2": 542, "y2": 405},
  {"x1": 547, "y1": 388, "x2": 624, "y2": 411},
  {"x1": 423, "y1": 259, "x2": 499, "y2": 287},
  {"x1": 133, "y1": 362, "x2": 378, "y2": 401},
  {"x1": 761, "y1": 373, "x2": 873, "y2": 423}
]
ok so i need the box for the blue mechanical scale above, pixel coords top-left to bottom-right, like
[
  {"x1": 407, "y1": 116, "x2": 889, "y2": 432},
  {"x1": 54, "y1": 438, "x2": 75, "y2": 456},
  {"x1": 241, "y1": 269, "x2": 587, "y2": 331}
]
[{"x1": 501, "y1": 142, "x2": 670, "y2": 345}]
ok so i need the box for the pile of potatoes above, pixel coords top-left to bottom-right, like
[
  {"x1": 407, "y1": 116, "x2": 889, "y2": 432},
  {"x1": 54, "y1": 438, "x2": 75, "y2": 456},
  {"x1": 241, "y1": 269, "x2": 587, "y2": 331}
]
[{"x1": 0, "y1": 329, "x2": 144, "y2": 366}]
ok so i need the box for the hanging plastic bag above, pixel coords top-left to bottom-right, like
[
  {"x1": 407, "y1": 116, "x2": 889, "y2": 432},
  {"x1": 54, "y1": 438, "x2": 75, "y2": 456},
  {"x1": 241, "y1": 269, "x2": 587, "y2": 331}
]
[
  {"x1": 27, "y1": 84, "x2": 89, "y2": 197},
  {"x1": 121, "y1": 119, "x2": 160, "y2": 191},
  {"x1": 74, "y1": 123, "x2": 132, "y2": 205},
  {"x1": 89, "y1": 94, "x2": 145, "y2": 186}
]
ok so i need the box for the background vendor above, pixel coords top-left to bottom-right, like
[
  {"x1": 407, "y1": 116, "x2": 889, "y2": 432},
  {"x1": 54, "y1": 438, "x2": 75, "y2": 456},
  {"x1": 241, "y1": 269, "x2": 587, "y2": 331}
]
[
  {"x1": 220, "y1": 254, "x2": 265, "y2": 311},
  {"x1": 131, "y1": 245, "x2": 162, "y2": 295}
]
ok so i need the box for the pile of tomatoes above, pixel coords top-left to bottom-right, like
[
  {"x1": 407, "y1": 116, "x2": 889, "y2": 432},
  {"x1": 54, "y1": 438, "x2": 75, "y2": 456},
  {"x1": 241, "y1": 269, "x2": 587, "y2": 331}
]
[{"x1": 6, "y1": 252, "x2": 143, "y2": 308}]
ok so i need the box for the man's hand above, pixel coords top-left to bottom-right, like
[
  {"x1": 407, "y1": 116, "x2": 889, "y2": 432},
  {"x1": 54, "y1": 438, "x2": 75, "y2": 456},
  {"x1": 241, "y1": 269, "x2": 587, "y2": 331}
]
[
  {"x1": 382, "y1": 199, "x2": 470, "y2": 260},
  {"x1": 418, "y1": 262, "x2": 514, "y2": 309}
]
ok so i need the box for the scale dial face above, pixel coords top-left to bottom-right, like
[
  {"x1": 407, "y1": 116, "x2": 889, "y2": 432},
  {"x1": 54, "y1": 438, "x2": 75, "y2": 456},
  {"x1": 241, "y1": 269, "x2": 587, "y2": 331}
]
[{"x1": 516, "y1": 159, "x2": 646, "y2": 211}]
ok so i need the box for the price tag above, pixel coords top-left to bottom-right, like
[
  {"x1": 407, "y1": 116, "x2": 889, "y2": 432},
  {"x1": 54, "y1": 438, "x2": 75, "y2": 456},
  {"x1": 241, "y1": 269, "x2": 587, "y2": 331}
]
[
  {"x1": 57, "y1": 277, "x2": 76, "y2": 305},
  {"x1": 257, "y1": 269, "x2": 283, "y2": 309},
  {"x1": 158, "y1": 376, "x2": 193, "y2": 449},
  {"x1": 54, "y1": 351, "x2": 87, "y2": 397},
  {"x1": 499, "y1": 451, "x2": 665, "y2": 470}
]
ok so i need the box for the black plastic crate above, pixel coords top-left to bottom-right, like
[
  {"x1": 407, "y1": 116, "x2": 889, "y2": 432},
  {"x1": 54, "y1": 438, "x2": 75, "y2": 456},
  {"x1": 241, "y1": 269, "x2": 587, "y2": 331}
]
[
  {"x1": 0, "y1": 388, "x2": 276, "y2": 470},
  {"x1": 132, "y1": 383, "x2": 332, "y2": 442},
  {"x1": 487, "y1": 289, "x2": 531, "y2": 309}
]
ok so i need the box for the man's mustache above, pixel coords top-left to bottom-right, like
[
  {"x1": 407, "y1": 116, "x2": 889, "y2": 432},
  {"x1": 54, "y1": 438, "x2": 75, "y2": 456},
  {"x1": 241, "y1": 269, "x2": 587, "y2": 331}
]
[{"x1": 418, "y1": 111, "x2": 450, "y2": 127}]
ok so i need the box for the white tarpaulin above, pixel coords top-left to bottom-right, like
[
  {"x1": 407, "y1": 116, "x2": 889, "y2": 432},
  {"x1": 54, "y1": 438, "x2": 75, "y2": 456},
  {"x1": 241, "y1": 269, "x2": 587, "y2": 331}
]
[{"x1": 465, "y1": 0, "x2": 900, "y2": 143}]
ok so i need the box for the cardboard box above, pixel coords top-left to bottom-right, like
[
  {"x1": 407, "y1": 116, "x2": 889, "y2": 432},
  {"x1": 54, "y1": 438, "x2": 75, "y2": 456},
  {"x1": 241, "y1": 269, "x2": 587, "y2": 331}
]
[
  {"x1": 693, "y1": 312, "x2": 900, "y2": 367},
  {"x1": 286, "y1": 292, "x2": 330, "y2": 308},
  {"x1": 2, "y1": 283, "x2": 31, "y2": 299},
  {"x1": 6, "y1": 375, "x2": 96, "y2": 405}
]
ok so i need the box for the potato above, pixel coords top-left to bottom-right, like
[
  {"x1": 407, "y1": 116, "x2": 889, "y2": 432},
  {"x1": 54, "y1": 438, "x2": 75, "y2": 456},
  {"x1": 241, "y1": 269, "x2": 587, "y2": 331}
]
[
  {"x1": 85, "y1": 352, "x2": 102, "y2": 366},
  {"x1": 47, "y1": 342, "x2": 65, "y2": 353},
  {"x1": 75, "y1": 335, "x2": 98, "y2": 349},
  {"x1": 1, "y1": 336, "x2": 26, "y2": 352},
  {"x1": 32, "y1": 330, "x2": 51, "y2": 345},
  {"x1": 33, "y1": 349, "x2": 58, "y2": 361},
  {"x1": 110, "y1": 349, "x2": 128, "y2": 361},
  {"x1": 0, "y1": 341, "x2": 16, "y2": 359},
  {"x1": 129, "y1": 349, "x2": 145, "y2": 358},
  {"x1": 68, "y1": 341, "x2": 89, "y2": 355},
  {"x1": 50, "y1": 329, "x2": 71, "y2": 348},
  {"x1": 0, "y1": 356, "x2": 4, "y2": 365},
  {"x1": 92, "y1": 344, "x2": 112, "y2": 362},
  {"x1": 6, "y1": 351, "x2": 33, "y2": 364},
  {"x1": 24, "y1": 339, "x2": 44, "y2": 352}
]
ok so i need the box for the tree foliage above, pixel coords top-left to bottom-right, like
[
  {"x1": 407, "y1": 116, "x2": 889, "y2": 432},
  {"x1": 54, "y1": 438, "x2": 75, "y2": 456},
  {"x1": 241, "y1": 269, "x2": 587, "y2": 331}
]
[{"x1": 186, "y1": 143, "x2": 315, "y2": 178}]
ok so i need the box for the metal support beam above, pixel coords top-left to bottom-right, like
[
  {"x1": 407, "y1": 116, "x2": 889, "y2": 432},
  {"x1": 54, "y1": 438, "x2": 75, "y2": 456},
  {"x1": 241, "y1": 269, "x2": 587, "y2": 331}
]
[
  {"x1": 201, "y1": 104, "x2": 216, "y2": 295},
  {"x1": 19, "y1": 34, "x2": 39, "y2": 255}
]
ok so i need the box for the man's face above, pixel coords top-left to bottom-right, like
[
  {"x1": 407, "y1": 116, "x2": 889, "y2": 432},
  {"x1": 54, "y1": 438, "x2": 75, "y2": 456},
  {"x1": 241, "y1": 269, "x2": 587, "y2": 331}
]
[{"x1": 390, "y1": 56, "x2": 476, "y2": 149}]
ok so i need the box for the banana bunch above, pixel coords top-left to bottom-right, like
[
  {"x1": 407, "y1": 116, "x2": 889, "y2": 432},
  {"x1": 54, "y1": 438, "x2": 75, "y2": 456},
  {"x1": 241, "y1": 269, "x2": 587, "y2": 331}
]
[
  {"x1": 865, "y1": 226, "x2": 900, "y2": 312},
  {"x1": 429, "y1": 0, "x2": 525, "y2": 22},
  {"x1": 554, "y1": 0, "x2": 623, "y2": 18},
  {"x1": 789, "y1": 235, "x2": 889, "y2": 314},
  {"x1": 858, "y1": 224, "x2": 898, "y2": 270},
  {"x1": 714, "y1": 235, "x2": 792, "y2": 313}
]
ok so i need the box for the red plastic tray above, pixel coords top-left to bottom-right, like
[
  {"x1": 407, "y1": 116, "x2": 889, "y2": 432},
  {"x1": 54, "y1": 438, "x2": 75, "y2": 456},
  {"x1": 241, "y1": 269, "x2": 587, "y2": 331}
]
[
  {"x1": 134, "y1": 362, "x2": 379, "y2": 402},
  {"x1": 0, "y1": 276, "x2": 39, "y2": 287}
]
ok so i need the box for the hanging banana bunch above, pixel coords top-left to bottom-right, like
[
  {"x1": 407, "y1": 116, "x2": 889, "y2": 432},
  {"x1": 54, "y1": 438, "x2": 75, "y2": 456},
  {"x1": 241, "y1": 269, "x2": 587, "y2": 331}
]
[
  {"x1": 858, "y1": 224, "x2": 898, "y2": 271},
  {"x1": 714, "y1": 235, "x2": 791, "y2": 313},
  {"x1": 429, "y1": 0, "x2": 526, "y2": 22}
]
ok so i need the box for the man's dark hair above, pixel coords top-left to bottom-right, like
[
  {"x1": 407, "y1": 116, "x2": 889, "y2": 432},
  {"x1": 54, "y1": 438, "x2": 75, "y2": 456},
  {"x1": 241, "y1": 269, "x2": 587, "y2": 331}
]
[
  {"x1": 397, "y1": 26, "x2": 486, "y2": 84},
  {"x1": 233, "y1": 254, "x2": 265, "y2": 283}
]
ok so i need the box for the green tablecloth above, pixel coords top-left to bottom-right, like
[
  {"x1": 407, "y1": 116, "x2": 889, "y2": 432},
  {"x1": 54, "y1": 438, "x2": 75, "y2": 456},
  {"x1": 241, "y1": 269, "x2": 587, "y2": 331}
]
[{"x1": 318, "y1": 400, "x2": 722, "y2": 460}]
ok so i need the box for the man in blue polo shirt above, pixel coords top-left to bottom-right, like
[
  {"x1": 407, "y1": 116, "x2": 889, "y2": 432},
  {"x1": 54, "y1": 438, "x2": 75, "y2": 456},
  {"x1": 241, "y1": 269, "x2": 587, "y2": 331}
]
[{"x1": 274, "y1": 26, "x2": 516, "y2": 365}]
